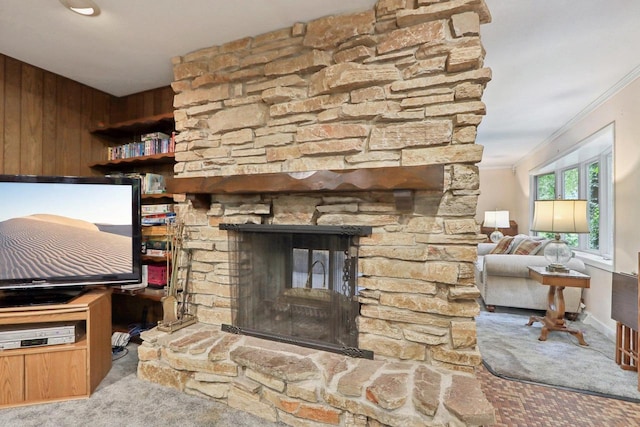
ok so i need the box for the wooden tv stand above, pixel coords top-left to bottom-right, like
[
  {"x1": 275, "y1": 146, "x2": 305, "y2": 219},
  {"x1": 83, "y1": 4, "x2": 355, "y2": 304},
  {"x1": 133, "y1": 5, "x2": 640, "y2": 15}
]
[{"x1": 0, "y1": 288, "x2": 112, "y2": 408}]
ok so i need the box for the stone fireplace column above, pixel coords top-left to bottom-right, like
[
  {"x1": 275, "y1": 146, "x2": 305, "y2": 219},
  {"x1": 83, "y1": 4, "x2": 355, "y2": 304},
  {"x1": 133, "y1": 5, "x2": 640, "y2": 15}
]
[{"x1": 139, "y1": 1, "x2": 496, "y2": 425}]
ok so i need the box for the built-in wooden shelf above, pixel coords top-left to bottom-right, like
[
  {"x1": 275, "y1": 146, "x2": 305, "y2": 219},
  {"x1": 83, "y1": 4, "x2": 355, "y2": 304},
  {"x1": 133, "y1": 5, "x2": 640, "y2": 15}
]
[
  {"x1": 88, "y1": 112, "x2": 175, "y2": 336},
  {"x1": 112, "y1": 287, "x2": 165, "y2": 302},
  {"x1": 142, "y1": 192, "x2": 174, "y2": 200},
  {"x1": 90, "y1": 112, "x2": 175, "y2": 138},
  {"x1": 141, "y1": 254, "x2": 170, "y2": 263},
  {"x1": 89, "y1": 152, "x2": 176, "y2": 169}
]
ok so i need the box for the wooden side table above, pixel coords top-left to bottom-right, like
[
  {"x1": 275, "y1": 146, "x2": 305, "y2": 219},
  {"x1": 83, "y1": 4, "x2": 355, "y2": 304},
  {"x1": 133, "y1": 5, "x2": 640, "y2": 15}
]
[{"x1": 526, "y1": 266, "x2": 590, "y2": 345}]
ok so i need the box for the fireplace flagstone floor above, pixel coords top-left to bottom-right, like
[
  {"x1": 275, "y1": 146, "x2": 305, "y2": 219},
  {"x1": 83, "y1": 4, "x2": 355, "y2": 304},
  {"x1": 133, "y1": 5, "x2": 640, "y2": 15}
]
[{"x1": 0, "y1": 341, "x2": 638, "y2": 425}]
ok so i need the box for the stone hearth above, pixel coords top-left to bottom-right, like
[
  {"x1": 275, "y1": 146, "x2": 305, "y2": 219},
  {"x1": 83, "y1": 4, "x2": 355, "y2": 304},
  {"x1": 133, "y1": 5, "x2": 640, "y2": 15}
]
[
  {"x1": 138, "y1": 0, "x2": 496, "y2": 425},
  {"x1": 140, "y1": 324, "x2": 494, "y2": 426}
]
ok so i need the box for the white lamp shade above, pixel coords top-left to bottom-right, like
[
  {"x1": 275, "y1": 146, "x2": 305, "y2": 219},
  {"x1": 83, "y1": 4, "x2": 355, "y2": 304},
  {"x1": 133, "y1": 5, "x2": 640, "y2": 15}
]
[
  {"x1": 483, "y1": 210, "x2": 510, "y2": 229},
  {"x1": 531, "y1": 200, "x2": 589, "y2": 233}
]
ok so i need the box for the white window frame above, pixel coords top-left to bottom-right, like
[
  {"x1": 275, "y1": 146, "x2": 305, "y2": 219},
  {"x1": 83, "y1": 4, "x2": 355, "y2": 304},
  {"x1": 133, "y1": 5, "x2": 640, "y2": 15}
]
[{"x1": 530, "y1": 124, "x2": 614, "y2": 260}]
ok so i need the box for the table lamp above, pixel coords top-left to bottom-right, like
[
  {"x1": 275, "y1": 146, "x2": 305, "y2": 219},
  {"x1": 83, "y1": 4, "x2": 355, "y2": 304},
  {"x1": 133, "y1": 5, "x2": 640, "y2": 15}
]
[
  {"x1": 531, "y1": 199, "x2": 589, "y2": 272},
  {"x1": 483, "y1": 210, "x2": 510, "y2": 243}
]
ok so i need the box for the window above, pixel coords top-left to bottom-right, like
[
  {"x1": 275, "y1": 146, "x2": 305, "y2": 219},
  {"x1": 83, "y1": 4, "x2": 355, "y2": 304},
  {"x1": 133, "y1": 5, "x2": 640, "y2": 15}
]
[
  {"x1": 531, "y1": 125, "x2": 613, "y2": 259},
  {"x1": 562, "y1": 167, "x2": 579, "y2": 246},
  {"x1": 587, "y1": 160, "x2": 600, "y2": 250},
  {"x1": 536, "y1": 173, "x2": 555, "y2": 200}
]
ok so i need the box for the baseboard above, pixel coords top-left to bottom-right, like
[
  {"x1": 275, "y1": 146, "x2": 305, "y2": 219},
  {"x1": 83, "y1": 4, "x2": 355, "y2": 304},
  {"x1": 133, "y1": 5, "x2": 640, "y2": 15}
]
[{"x1": 581, "y1": 311, "x2": 616, "y2": 341}]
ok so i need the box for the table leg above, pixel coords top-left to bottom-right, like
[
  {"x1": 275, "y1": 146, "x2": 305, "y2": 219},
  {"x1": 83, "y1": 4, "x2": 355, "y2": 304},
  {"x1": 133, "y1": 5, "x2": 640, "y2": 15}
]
[{"x1": 527, "y1": 285, "x2": 588, "y2": 346}]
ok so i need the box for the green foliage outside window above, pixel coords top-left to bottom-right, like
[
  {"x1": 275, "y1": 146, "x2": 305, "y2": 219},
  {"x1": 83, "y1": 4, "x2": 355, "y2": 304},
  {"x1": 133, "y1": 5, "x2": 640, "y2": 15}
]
[
  {"x1": 536, "y1": 173, "x2": 555, "y2": 200},
  {"x1": 534, "y1": 162, "x2": 601, "y2": 250},
  {"x1": 563, "y1": 168, "x2": 579, "y2": 199},
  {"x1": 588, "y1": 162, "x2": 600, "y2": 249},
  {"x1": 535, "y1": 173, "x2": 556, "y2": 240},
  {"x1": 562, "y1": 168, "x2": 579, "y2": 247}
]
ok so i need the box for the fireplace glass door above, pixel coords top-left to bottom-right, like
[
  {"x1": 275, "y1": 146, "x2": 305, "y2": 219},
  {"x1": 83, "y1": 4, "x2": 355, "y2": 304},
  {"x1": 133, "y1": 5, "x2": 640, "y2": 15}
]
[{"x1": 221, "y1": 224, "x2": 371, "y2": 357}]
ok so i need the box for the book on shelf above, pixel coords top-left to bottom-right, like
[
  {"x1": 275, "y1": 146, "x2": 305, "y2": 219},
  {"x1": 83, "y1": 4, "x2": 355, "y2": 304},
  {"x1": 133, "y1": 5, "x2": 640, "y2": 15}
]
[
  {"x1": 122, "y1": 172, "x2": 165, "y2": 193},
  {"x1": 117, "y1": 172, "x2": 168, "y2": 195},
  {"x1": 141, "y1": 204, "x2": 174, "y2": 214},
  {"x1": 142, "y1": 225, "x2": 171, "y2": 236},
  {"x1": 106, "y1": 131, "x2": 175, "y2": 160},
  {"x1": 142, "y1": 239, "x2": 168, "y2": 256},
  {"x1": 142, "y1": 131, "x2": 170, "y2": 140},
  {"x1": 141, "y1": 212, "x2": 176, "y2": 225},
  {"x1": 144, "y1": 249, "x2": 168, "y2": 257},
  {"x1": 144, "y1": 239, "x2": 170, "y2": 250},
  {"x1": 142, "y1": 173, "x2": 166, "y2": 194}
]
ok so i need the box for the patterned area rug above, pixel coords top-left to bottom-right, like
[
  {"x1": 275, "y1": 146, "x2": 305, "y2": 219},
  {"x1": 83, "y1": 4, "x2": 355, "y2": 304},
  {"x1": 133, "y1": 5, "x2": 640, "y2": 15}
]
[{"x1": 476, "y1": 310, "x2": 640, "y2": 402}]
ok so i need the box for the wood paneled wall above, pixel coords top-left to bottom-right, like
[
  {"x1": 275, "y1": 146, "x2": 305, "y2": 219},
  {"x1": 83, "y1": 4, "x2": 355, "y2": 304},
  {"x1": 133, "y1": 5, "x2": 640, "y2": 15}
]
[
  {"x1": 110, "y1": 86, "x2": 174, "y2": 125},
  {"x1": 0, "y1": 54, "x2": 173, "y2": 176}
]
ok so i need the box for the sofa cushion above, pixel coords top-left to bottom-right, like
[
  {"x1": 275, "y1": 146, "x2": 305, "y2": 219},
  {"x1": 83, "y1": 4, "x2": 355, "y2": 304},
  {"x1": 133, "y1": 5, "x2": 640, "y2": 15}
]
[
  {"x1": 512, "y1": 239, "x2": 543, "y2": 255},
  {"x1": 507, "y1": 234, "x2": 530, "y2": 253},
  {"x1": 489, "y1": 236, "x2": 514, "y2": 254},
  {"x1": 477, "y1": 243, "x2": 497, "y2": 256}
]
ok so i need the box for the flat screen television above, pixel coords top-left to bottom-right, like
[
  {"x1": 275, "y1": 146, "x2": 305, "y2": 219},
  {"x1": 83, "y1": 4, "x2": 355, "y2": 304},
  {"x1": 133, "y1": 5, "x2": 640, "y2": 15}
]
[{"x1": 0, "y1": 174, "x2": 142, "y2": 304}]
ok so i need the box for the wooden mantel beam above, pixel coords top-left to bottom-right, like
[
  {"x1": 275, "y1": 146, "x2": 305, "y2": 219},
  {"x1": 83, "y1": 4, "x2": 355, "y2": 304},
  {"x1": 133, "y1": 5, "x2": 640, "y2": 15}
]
[
  {"x1": 166, "y1": 165, "x2": 444, "y2": 209},
  {"x1": 167, "y1": 164, "x2": 443, "y2": 199}
]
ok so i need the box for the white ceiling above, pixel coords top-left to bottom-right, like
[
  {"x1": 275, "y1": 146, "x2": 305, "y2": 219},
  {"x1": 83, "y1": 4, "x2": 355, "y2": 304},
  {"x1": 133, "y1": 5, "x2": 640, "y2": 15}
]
[
  {"x1": 1, "y1": 0, "x2": 639, "y2": 169},
  {"x1": 480, "y1": 1, "x2": 640, "y2": 168}
]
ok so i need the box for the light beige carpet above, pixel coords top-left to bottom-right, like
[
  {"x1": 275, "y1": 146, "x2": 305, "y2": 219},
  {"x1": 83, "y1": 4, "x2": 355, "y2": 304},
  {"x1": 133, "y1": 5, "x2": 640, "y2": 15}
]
[
  {"x1": 476, "y1": 310, "x2": 640, "y2": 402},
  {"x1": 0, "y1": 345, "x2": 285, "y2": 427}
]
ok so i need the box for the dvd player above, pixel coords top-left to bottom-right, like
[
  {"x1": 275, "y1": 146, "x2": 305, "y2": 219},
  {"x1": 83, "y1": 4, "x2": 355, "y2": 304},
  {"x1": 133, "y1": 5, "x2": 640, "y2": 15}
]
[
  {"x1": 0, "y1": 334, "x2": 75, "y2": 350},
  {"x1": 0, "y1": 323, "x2": 77, "y2": 350}
]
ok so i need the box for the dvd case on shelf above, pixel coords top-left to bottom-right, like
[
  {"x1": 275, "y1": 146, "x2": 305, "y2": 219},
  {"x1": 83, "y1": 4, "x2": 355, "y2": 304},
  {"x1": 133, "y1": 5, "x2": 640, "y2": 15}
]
[{"x1": 106, "y1": 131, "x2": 175, "y2": 161}]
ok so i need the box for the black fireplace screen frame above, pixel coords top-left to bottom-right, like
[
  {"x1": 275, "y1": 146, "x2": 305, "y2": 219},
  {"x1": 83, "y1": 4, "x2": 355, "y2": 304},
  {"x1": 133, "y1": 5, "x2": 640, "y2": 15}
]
[{"x1": 220, "y1": 224, "x2": 373, "y2": 359}]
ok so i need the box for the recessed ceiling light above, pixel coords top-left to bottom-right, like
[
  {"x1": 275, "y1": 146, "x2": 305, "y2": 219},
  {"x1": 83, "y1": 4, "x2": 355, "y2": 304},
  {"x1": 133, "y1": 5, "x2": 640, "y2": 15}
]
[{"x1": 59, "y1": 0, "x2": 100, "y2": 17}]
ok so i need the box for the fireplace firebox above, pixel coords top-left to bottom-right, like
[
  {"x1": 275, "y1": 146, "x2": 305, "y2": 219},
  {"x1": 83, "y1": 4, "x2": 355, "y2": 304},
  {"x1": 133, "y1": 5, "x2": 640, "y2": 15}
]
[{"x1": 220, "y1": 224, "x2": 372, "y2": 358}]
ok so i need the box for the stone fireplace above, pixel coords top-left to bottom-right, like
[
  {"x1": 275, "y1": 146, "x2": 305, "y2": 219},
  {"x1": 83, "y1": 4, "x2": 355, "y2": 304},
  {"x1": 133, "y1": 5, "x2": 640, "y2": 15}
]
[{"x1": 138, "y1": 0, "x2": 495, "y2": 425}]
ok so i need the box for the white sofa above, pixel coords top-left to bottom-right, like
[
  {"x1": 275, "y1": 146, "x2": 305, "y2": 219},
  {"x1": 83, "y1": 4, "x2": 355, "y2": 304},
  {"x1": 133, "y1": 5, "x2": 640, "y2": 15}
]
[{"x1": 475, "y1": 237, "x2": 586, "y2": 315}]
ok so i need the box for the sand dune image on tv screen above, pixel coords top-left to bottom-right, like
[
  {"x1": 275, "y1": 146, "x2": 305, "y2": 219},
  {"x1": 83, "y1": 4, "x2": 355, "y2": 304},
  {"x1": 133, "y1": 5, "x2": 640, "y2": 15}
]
[{"x1": 0, "y1": 214, "x2": 132, "y2": 281}]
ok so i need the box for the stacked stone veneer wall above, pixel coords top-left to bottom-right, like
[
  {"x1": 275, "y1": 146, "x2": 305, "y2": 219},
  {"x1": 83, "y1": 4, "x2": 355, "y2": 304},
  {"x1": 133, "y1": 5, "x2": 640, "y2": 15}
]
[{"x1": 138, "y1": 0, "x2": 495, "y2": 425}]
